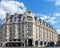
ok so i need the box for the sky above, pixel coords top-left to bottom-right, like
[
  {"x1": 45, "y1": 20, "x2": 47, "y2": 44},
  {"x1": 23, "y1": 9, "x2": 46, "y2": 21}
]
[{"x1": 0, "y1": 0, "x2": 60, "y2": 34}]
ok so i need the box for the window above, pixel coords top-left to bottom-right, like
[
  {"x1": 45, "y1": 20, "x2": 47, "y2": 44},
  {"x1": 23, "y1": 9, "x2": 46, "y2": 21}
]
[
  {"x1": 27, "y1": 23, "x2": 32, "y2": 36},
  {"x1": 18, "y1": 19, "x2": 21, "y2": 22},
  {"x1": 27, "y1": 22, "x2": 32, "y2": 26},
  {"x1": 18, "y1": 32, "x2": 20, "y2": 38},
  {"x1": 6, "y1": 18, "x2": 8, "y2": 22},
  {"x1": 17, "y1": 24, "x2": 21, "y2": 31},
  {"x1": 27, "y1": 22, "x2": 32, "y2": 31},
  {"x1": 9, "y1": 39, "x2": 12, "y2": 41},
  {"x1": 40, "y1": 41, "x2": 43, "y2": 46},
  {"x1": 35, "y1": 40, "x2": 38, "y2": 46},
  {"x1": 18, "y1": 14, "x2": 22, "y2": 22},
  {"x1": 18, "y1": 39, "x2": 21, "y2": 41},
  {"x1": 9, "y1": 15, "x2": 13, "y2": 22},
  {"x1": 10, "y1": 32, "x2": 12, "y2": 36},
  {"x1": 46, "y1": 22, "x2": 48, "y2": 26},
  {"x1": 9, "y1": 24, "x2": 12, "y2": 26},
  {"x1": 28, "y1": 30, "x2": 32, "y2": 36},
  {"x1": 27, "y1": 16, "x2": 33, "y2": 21},
  {"x1": 14, "y1": 33, "x2": 15, "y2": 37},
  {"x1": 10, "y1": 28, "x2": 12, "y2": 31},
  {"x1": 18, "y1": 32, "x2": 20, "y2": 35},
  {"x1": 39, "y1": 19, "x2": 41, "y2": 23},
  {"x1": 14, "y1": 17, "x2": 17, "y2": 21},
  {"x1": 18, "y1": 14, "x2": 22, "y2": 19},
  {"x1": 34, "y1": 17, "x2": 37, "y2": 21},
  {"x1": 13, "y1": 39, "x2": 16, "y2": 41},
  {"x1": 43, "y1": 20, "x2": 45, "y2": 25},
  {"x1": 28, "y1": 26, "x2": 32, "y2": 30},
  {"x1": 18, "y1": 36, "x2": 20, "y2": 38},
  {"x1": 10, "y1": 36, "x2": 12, "y2": 39},
  {"x1": 23, "y1": 17, "x2": 25, "y2": 21}
]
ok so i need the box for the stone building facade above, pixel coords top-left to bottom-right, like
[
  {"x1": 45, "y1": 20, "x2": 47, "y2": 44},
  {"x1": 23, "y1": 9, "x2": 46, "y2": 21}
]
[
  {"x1": 0, "y1": 25, "x2": 3, "y2": 47},
  {"x1": 3, "y1": 10, "x2": 58, "y2": 47}
]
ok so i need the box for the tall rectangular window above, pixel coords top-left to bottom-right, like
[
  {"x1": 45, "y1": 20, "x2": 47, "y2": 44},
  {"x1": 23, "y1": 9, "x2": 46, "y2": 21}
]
[
  {"x1": 14, "y1": 17, "x2": 17, "y2": 21},
  {"x1": 18, "y1": 32, "x2": 20, "y2": 38},
  {"x1": 23, "y1": 17, "x2": 25, "y2": 21},
  {"x1": 27, "y1": 22, "x2": 32, "y2": 36}
]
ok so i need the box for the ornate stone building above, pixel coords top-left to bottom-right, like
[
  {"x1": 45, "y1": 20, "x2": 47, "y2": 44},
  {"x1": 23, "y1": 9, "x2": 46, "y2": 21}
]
[
  {"x1": 0, "y1": 25, "x2": 3, "y2": 47},
  {"x1": 3, "y1": 10, "x2": 58, "y2": 47}
]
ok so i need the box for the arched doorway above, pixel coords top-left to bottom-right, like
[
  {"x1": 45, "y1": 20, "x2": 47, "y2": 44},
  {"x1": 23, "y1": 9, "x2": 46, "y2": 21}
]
[{"x1": 40, "y1": 41, "x2": 43, "y2": 46}]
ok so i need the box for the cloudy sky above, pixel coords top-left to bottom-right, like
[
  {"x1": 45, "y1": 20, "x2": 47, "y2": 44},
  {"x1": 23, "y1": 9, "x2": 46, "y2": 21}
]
[{"x1": 0, "y1": 0, "x2": 60, "y2": 34}]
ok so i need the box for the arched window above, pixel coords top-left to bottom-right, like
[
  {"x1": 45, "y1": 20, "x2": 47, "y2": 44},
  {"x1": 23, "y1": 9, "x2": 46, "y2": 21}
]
[
  {"x1": 18, "y1": 14, "x2": 22, "y2": 22},
  {"x1": 35, "y1": 40, "x2": 38, "y2": 46},
  {"x1": 10, "y1": 15, "x2": 14, "y2": 22},
  {"x1": 44, "y1": 41, "x2": 46, "y2": 45},
  {"x1": 40, "y1": 41, "x2": 43, "y2": 46},
  {"x1": 18, "y1": 14, "x2": 22, "y2": 19}
]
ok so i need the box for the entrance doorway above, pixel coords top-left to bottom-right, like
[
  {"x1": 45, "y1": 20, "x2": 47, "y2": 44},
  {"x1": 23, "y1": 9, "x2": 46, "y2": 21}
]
[{"x1": 28, "y1": 39, "x2": 32, "y2": 46}]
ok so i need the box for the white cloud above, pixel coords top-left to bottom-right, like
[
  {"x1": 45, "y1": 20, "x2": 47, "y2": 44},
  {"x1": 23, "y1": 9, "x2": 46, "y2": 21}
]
[
  {"x1": 37, "y1": 13, "x2": 59, "y2": 33},
  {"x1": 57, "y1": 30, "x2": 60, "y2": 34},
  {"x1": 46, "y1": 17, "x2": 57, "y2": 24},
  {"x1": 39, "y1": 14, "x2": 50, "y2": 20},
  {"x1": 55, "y1": 0, "x2": 60, "y2": 6},
  {"x1": 56, "y1": 26, "x2": 60, "y2": 28},
  {"x1": 46, "y1": 0, "x2": 60, "y2": 6},
  {"x1": 0, "y1": 8, "x2": 6, "y2": 19},
  {"x1": 34, "y1": 13, "x2": 58, "y2": 24},
  {"x1": 35, "y1": 13, "x2": 58, "y2": 25},
  {"x1": 53, "y1": 13, "x2": 60, "y2": 16},
  {"x1": 0, "y1": 0, "x2": 26, "y2": 19}
]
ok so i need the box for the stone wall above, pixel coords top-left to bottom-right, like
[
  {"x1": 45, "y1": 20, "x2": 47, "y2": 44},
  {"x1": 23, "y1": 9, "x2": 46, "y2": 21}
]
[{"x1": 0, "y1": 47, "x2": 60, "y2": 48}]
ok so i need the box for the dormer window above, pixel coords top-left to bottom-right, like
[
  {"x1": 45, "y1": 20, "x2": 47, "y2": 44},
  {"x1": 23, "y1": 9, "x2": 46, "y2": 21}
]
[{"x1": 14, "y1": 17, "x2": 17, "y2": 21}]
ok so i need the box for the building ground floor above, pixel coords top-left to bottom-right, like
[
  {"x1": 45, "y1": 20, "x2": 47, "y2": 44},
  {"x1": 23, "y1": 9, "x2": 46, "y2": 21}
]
[
  {"x1": 0, "y1": 43, "x2": 2, "y2": 47},
  {"x1": 2, "y1": 38, "x2": 56, "y2": 47}
]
